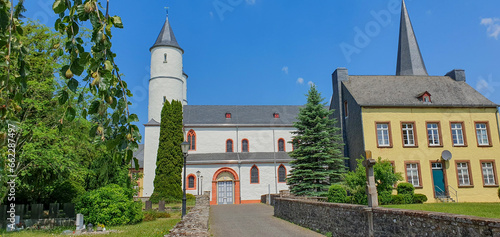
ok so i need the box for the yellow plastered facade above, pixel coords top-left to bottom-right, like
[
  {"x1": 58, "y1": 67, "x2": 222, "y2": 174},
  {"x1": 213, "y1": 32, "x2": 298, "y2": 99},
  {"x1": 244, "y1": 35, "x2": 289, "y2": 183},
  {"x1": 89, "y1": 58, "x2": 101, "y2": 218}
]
[{"x1": 362, "y1": 107, "x2": 500, "y2": 203}]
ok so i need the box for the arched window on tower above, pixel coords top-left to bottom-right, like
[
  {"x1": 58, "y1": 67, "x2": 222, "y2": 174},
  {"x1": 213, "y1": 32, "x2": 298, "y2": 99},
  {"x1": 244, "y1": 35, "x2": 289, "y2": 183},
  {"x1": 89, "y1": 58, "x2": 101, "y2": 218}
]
[
  {"x1": 242, "y1": 139, "x2": 249, "y2": 152},
  {"x1": 226, "y1": 139, "x2": 233, "y2": 153},
  {"x1": 187, "y1": 175, "x2": 195, "y2": 189},
  {"x1": 250, "y1": 165, "x2": 259, "y2": 184},
  {"x1": 187, "y1": 130, "x2": 196, "y2": 151},
  {"x1": 278, "y1": 138, "x2": 285, "y2": 152},
  {"x1": 278, "y1": 164, "x2": 286, "y2": 183},
  {"x1": 163, "y1": 53, "x2": 168, "y2": 63}
]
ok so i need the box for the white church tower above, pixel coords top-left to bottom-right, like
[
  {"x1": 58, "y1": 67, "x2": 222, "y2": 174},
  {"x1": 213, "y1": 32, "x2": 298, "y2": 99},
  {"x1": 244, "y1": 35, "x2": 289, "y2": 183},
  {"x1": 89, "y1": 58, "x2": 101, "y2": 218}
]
[{"x1": 143, "y1": 16, "x2": 187, "y2": 197}]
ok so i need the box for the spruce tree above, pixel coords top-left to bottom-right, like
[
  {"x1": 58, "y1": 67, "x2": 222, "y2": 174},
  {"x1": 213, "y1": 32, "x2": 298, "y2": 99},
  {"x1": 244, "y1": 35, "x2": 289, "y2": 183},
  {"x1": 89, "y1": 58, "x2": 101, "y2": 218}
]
[
  {"x1": 287, "y1": 85, "x2": 345, "y2": 196},
  {"x1": 150, "y1": 100, "x2": 184, "y2": 203}
]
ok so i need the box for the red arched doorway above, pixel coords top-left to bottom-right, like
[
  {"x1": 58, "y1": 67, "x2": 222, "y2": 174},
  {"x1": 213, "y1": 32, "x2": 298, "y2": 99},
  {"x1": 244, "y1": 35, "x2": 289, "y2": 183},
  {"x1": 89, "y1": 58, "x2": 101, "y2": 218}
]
[{"x1": 211, "y1": 167, "x2": 240, "y2": 205}]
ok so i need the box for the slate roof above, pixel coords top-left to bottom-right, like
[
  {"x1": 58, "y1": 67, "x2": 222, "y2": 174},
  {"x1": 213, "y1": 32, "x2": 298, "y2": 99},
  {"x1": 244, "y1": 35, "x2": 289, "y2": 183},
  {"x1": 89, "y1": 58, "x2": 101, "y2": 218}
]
[
  {"x1": 150, "y1": 17, "x2": 183, "y2": 52},
  {"x1": 343, "y1": 75, "x2": 498, "y2": 108},
  {"x1": 186, "y1": 152, "x2": 293, "y2": 164},
  {"x1": 396, "y1": 0, "x2": 427, "y2": 76},
  {"x1": 183, "y1": 105, "x2": 301, "y2": 126},
  {"x1": 132, "y1": 144, "x2": 144, "y2": 169}
]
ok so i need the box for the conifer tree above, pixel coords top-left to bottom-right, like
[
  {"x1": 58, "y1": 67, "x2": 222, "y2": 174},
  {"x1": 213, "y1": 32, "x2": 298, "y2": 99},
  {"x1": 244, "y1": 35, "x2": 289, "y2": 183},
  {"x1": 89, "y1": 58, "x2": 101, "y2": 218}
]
[
  {"x1": 150, "y1": 100, "x2": 184, "y2": 203},
  {"x1": 287, "y1": 85, "x2": 345, "y2": 196}
]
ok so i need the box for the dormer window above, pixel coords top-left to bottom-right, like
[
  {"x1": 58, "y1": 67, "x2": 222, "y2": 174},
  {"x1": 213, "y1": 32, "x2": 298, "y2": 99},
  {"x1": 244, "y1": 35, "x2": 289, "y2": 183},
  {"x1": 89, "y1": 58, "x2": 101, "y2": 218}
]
[
  {"x1": 273, "y1": 113, "x2": 280, "y2": 118},
  {"x1": 225, "y1": 113, "x2": 232, "y2": 119},
  {"x1": 163, "y1": 53, "x2": 168, "y2": 63},
  {"x1": 417, "y1": 91, "x2": 432, "y2": 103}
]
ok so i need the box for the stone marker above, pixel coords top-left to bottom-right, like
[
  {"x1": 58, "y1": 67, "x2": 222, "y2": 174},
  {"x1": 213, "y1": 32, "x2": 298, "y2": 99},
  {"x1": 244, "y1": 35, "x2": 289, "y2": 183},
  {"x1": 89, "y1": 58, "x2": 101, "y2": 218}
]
[
  {"x1": 76, "y1": 213, "x2": 84, "y2": 231},
  {"x1": 49, "y1": 203, "x2": 60, "y2": 218},
  {"x1": 63, "y1": 203, "x2": 75, "y2": 219},
  {"x1": 362, "y1": 158, "x2": 378, "y2": 207},
  {"x1": 31, "y1": 204, "x2": 43, "y2": 220},
  {"x1": 159, "y1": 200, "x2": 165, "y2": 212},
  {"x1": 145, "y1": 200, "x2": 152, "y2": 211}
]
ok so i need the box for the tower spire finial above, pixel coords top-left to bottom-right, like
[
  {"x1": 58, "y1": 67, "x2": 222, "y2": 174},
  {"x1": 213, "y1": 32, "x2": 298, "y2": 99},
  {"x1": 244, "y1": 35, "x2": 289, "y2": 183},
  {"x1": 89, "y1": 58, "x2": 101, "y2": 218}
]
[
  {"x1": 164, "y1": 6, "x2": 169, "y2": 18},
  {"x1": 396, "y1": 0, "x2": 428, "y2": 76}
]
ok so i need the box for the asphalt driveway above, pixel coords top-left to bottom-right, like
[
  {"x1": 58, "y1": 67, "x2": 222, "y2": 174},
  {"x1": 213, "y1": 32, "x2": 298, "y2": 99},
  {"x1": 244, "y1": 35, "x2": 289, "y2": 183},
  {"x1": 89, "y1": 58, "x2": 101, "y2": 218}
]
[{"x1": 209, "y1": 203, "x2": 324, "y2": 237}]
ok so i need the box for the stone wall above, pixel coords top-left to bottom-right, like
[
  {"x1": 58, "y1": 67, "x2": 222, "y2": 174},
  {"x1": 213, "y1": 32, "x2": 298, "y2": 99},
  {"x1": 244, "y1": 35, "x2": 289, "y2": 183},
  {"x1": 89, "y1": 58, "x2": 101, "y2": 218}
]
[
  {"x1": 166, "y1": 192, "x2": 210, "y2": 237},
  {"x1": 274, "y1": 198, "x2": 500, "y2": 237}
]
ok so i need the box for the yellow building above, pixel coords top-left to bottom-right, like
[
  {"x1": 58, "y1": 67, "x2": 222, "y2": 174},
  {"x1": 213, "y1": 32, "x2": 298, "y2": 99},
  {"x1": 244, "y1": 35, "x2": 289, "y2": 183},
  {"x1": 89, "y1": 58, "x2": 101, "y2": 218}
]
[
  {"x1": 130, "y1": 144, "x2": 144, "y2": 197},
  {"x1": 330, "y1": 2, "x2": 500, "y2": 202}
]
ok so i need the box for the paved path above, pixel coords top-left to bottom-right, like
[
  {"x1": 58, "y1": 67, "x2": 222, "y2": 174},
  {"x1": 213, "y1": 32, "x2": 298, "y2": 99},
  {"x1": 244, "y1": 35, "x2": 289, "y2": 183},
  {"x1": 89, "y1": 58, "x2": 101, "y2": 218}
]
[{"x1": 209, "y1": 203, "x2": 324, "y2": 237}]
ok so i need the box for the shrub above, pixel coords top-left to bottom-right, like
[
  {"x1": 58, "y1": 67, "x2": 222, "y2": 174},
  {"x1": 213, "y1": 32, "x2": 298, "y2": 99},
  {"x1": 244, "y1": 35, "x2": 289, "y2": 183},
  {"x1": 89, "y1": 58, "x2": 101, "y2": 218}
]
[
  {"x1": 397, "y1": 183, "x2": 415, "y2": 195},
  {"x1": 327, "y1": 185, "x2": 347, "y2": 203},
  {"x1": 378, "y1": 191, "x2": 393, "y2": 205},
  {"x1": 391, "y1": 195, "x2": 404, "y2": 204},
  {"x1": 186, "y1": 193, "x2": 196, "y2": 201},
  {"x1": 345, "y1": 196, "x2": 354, "y2": 204},
  {"x1": 143, "y1": 211, "x2": 157, "y2": 222},
  {"x1": 413, "y1": 194, "x2": 428, "y2": 204},
  {"x1": 76, "y1": 184, "x2": 143, "y2": 226},
  {"x1": 498, "y1": 187, "x2": 500, "y2": 199}
]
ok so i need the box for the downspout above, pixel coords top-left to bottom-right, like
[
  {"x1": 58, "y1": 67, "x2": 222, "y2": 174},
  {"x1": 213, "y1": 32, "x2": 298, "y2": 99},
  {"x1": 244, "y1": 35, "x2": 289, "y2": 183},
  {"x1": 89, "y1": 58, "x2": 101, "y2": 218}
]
[
  {"x1": 273, "y1": 129, "x2": 278, "y2": 194},
  {"x1": 236, "y1": 125, "x2": 241, "y2": 204},
  {"x1": 496, "y1": 107, "x2": 500, "y2": 142}
]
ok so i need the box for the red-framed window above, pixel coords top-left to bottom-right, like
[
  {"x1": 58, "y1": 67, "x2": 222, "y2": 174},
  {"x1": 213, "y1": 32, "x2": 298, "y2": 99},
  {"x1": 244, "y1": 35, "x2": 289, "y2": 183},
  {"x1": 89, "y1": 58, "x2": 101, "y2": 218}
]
[
  {"x1": 278, "y1": 164, "x2": 286, "y2": 183},
  {"x1": 187, "y1": 174, "x2": 196, "y2": 190},
  {"x1": 187, "y1": 129, "x2": 196, "y2": 151},
  {"x1": 278, "y1": 138, "x2": 286, "y2": 152},
  {"x1": 250, "y1": 165, "x2": 259, "y2": 184},
  {"x1": 242, "y1": 139, "x2": 249, "y2": 152}
]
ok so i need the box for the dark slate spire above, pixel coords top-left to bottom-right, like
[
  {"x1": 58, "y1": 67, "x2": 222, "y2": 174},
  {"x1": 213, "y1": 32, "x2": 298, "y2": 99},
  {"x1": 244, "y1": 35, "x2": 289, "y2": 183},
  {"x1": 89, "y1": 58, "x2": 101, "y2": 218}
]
[
  {"x1": 396, "y1": 0, "x2": 428, "y2": 76},
  {"x1": 150, "y1": 17, "x2": 183, "y2": 52}
]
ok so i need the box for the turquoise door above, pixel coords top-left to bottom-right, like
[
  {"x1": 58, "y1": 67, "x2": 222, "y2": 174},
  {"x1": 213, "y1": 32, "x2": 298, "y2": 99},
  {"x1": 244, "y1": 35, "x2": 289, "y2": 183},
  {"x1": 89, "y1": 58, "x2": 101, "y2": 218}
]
[{"x1": 432, "y1": 163, "x2": 446, "y2": 197}]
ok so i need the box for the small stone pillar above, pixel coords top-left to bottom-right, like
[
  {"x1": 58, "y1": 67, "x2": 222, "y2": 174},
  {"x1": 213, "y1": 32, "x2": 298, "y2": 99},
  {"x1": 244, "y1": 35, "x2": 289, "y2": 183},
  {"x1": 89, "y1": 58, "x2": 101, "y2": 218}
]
[
  {"x1": 362, "y1": 157, "x2": 378, "y2": 207},
  {"x1": 75, "y1": 213, "x2": 84, "y2": 233},
  {"x1": 145, "y1": 200, "x2": 152, "y2": 211},
  {"x1": 158, "y1": 200, "x2": 165, "y2": 212}
]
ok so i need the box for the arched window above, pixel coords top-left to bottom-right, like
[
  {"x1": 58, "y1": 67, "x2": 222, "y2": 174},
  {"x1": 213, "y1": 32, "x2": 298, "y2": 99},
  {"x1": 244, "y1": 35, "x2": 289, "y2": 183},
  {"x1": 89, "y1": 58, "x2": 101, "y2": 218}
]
[
  {"x1": 250, "y1": 165, "x2": 259, "y2": 184},
  {"x1": 242, "y1": 139, "x2": 249, "y2": 152},
  {"x1": 187, "y1": 174, "x2": 196, "y2": 190},
  {"x1": 163, "y1": 53, "x2": 168, "y2": 63},
  {"x1": 226, "y1": 139, "x2": 233, "y2": 153},
  {"x1": 278, "y1": 165, "x2": 286, "y2": 183},
  {"x1": 187, "y1": 130, "x2": 196, "y2": 151},
  {"x1": 278, "y1": 138, "x2": 285, "y2": 152}
]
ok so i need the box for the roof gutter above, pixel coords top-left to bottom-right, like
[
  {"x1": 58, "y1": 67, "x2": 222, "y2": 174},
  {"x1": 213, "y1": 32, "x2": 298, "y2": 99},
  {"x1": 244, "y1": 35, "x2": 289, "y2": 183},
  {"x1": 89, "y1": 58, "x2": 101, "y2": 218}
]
[{"x1": 360, "y1": 104, "x2": 499, "y2": 108}]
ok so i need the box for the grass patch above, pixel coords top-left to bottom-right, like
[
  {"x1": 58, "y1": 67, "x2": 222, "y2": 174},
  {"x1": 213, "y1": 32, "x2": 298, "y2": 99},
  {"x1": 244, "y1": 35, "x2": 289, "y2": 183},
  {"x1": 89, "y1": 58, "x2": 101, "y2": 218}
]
[
  {"x1": 2, "y1": 213, "x2": 181, "y2": 237},
  {"x1": 383, "y1": 203, "x2": 500, "y2": 219}
]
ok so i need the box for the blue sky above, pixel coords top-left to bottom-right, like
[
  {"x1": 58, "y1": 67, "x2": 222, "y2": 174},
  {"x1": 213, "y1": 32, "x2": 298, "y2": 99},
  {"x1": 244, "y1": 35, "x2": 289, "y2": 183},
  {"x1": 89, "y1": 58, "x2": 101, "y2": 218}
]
[{"x1": 24, "y1": 0, "x2": 500, "y2": 142}]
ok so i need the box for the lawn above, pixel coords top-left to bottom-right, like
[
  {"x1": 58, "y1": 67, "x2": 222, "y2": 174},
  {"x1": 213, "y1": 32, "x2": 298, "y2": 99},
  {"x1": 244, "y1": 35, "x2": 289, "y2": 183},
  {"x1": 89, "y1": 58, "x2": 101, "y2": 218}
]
[{"x1": 383, "y1": 203, "x2": 500, "y2": 219}]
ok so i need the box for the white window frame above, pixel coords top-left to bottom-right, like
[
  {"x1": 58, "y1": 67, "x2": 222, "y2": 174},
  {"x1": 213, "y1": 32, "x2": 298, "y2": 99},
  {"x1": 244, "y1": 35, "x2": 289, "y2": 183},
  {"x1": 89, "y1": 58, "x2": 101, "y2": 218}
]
[
  {"x1": 406, "y1": 163, "x2": 420, "y2": 187},
  {"x1": 476, "y1": 123, "x2": 489, "y2": 146},
  {"x1": 427, "y1": 123, "x2": 440, "y2": 146},
  {"x1": 451, "y1": 123, "x2": 465, "y2": 146},
  {"x1": 482, "y1": 162, "x2": 496, "y2": 186},
  {"x1": 377, "y1": 123, "x2": 391, "y2": 147},
  {"x1": 402, "y1": 123, "x2": 415, "y2": 146},
  {"x1": 457, "y1": 162, "x2": 471, "y2": 186}
]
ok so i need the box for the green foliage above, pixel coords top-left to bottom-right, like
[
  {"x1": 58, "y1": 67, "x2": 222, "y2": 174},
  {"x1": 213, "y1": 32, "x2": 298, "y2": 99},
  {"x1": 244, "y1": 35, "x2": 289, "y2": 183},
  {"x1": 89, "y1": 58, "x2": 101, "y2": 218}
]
[
  {"x1": 390, "y1": 194, "x2": 414, "y2": 205},
  {"x1": 186, "y1": 193, "x2": 196, "y2": 202},
  {"x1": 75, "y1": 184, "x2": 143, "y2": 226},
  {"x1": 397, "y1": 183, "x2": 415, "y2": 195},
  {"x1": 150, "y1": 100, "x2": 184, "y2": 203},
  {"x1": 498, "y1": 187, "x2": 500, "y2": 199},
  {"x1": 143, "y1": 210, "x2": 171, "y2": 222},
  {"x1": 378, "y1": 191, "x2": 393, "y2": 205},
  {"x1": 413, "y1": 194, "x2": 428, "y2": 204},
  {"x1": 343, "y1": 157, "x2": 403, "y2": 205},
  {"x1": 327, "y1": 184, "x2": 347, "y2": 203},
  {"x1": 287, "y1": 85, "x2": 345, "y2": 196}
]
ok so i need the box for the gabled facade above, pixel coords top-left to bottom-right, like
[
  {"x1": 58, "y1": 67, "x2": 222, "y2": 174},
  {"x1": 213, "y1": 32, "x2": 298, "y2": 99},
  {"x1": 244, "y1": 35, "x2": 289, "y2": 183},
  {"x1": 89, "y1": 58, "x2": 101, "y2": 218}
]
[{"x1": 330, "y1": 1, "x2": 500, "y2": 202}]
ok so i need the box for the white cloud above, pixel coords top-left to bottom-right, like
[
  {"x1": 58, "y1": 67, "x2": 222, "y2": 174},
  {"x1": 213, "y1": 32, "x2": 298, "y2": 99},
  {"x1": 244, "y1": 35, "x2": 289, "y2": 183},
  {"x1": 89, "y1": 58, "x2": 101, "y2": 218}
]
[
  {"x1": 296, "y1": 77, "x2": 304, "y2": 84},
  {"x1": 282, "y1": 66, "x2": 289, "y2": 75},
  {"x1": 480, "y1": 18, "x2": 500, "y2": 39},
  {"x1": 209, "y1": 11, "x2": 214, "y2": 18},
  {"x1": 246, "y1": 0, "x2": 256, "y2": 5},
  {"x1": 308, "y1": 81, "x2": 315, "y2": 86}
]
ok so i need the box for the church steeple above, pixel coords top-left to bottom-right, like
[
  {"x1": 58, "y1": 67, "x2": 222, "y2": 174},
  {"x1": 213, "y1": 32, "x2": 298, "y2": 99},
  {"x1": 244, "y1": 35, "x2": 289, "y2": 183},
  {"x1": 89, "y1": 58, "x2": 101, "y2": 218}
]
[
  {"x1": 150, "y1": 16, "x2": 183, "y2": 52},
  {"x1": 396, "y1": 0, "x2": 428, "y2": 76}
]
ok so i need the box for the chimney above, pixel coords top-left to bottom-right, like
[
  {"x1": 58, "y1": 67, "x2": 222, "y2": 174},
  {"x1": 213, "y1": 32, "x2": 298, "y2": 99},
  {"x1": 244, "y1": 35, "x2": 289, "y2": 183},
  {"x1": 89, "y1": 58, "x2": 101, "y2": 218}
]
[{"x1": 445, "y1": 69, "x2": 466, "y2": 82}]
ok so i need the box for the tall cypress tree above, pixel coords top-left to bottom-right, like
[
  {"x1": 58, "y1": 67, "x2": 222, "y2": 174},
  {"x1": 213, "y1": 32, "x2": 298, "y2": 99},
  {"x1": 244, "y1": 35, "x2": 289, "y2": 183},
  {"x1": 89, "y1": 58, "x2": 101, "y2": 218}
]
[
  {"x1": 287, "y1": 85, "x2": 345, "y2": 196},
  {"x1": 150, "y1": 100, "x2": 184, "y2": 203}
]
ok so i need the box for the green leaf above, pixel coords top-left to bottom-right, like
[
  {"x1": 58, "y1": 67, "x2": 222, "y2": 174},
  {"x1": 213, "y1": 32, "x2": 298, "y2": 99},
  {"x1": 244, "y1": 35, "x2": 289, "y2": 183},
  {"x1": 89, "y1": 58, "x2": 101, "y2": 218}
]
[
  {"x1": 58, "y1": 90, "x2": 69, "y2": 105},
  {"x1": 89, "y1": 124, "x2": 98, "y2": 137},
  {"x1": 70, "y1": 59, "x2": 85, "y2": 76},
  {"x1": 112, "y1": 16, "x2": 124, "y2": 28},
  {"x1": 126, "y1": 149, "x2": 133, "y2": 163},
  {"x1": 81, "y1": 108, "x2": 87, "y2": 118},
  {"x1": 52, "y1": 0, "x2": 67, "y2": 14},
  {"x1": 89, "y1": 101, "x2": 100, "y2": 114},
  {"x1": 104, "y1": 60, "x2": 113, "y2": 71},
  {"x1": 78, "y1": 93, "x2": 84, "y2": 103},
  {"x1": 127, "y1": 114, "x2": 139, "y2": 123},
  {"x1": 68, "y1": 78, "x2": 78, "y2": 93},
  {"x1": 66, "y1": 106, "x2": 76, "y2": 122},
  {"x1": 133, "y1": 157, "x2": 139, "y2": 170}
]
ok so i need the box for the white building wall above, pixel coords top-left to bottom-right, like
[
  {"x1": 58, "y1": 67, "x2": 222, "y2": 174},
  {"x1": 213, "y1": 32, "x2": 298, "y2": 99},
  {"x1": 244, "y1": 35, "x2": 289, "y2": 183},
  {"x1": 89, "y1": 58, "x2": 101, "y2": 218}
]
[
  {"x1": 142, "y1": 126, "x2": 160, "y2": 197},
  {"x1": 184, "y1": 163, "x2": 291, "y2": 203},
  {"x1": 185, "y1": 126, "x2": 295, "y2": 154}
]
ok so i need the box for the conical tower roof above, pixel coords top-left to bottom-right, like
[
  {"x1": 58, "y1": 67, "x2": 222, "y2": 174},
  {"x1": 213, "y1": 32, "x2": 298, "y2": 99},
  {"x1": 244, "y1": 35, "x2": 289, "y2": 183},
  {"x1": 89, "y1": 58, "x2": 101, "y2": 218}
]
[
  {"x1": 150, "y1": 17, "x2": 183, "y2": 52},
  {"x1": 396, "y1": 0, "x2": 428, "y2": 76}
]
